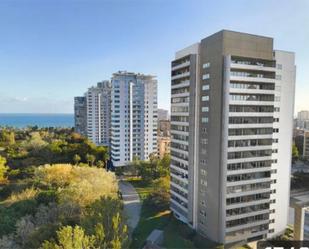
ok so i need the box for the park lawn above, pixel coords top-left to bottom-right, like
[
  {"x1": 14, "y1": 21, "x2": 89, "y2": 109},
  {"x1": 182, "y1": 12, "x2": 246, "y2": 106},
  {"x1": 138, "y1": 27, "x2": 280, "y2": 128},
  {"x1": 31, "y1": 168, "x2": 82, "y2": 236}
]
[
  {"x1": 128, "y1": 179, "x2": 195, "y2": 249},
  {"x1": 127, "y1": 178, "x2": 154, "y2": 200},
  {"x1": 130, "y1": 201, "x2": 171, "y2": 248},
  {"x1": 162, "y1": 216, "x2": 196, "y2": 249}
]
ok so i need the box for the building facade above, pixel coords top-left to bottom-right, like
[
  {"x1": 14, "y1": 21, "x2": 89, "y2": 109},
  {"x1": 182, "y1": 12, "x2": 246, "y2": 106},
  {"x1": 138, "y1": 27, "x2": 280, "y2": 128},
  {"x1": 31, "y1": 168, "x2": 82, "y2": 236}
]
[
  {"x1": 74, "y1": 96, "x2": 87, "y2": 136},
  {"x1": 170, "y1": 30, "x2": 296, "y2": 245},
  {"x1": 158, "y1": 108, "x2": 169, "y2": 121},
  {"x1": 303, "y1": 130, "x2": 309, "y2": 160},
  {"x1": 158, "y1": 136, "x2": 171, "y2": 159},
  {"x1": 110, "y1": 71, "x2": 158, "y2": 167},
  {"x1": 74, "y1": 81, "x2": 112, "y2": 145},
  {"x1": 298, "y1": 111, "x2": 309, "y2": 121}
]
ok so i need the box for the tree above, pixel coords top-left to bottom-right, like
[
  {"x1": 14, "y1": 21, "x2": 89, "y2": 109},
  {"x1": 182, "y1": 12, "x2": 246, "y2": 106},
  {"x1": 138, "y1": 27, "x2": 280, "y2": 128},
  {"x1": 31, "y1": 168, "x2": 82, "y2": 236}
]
[
  {"x1": 82, "y1": 197, "x2": 129, "y2": 249},
  {"x1": 73, "y1": 154, "x2": 81, "y2": 165},
  {"x1": 96, "y1": 160, "x2": 104, "y2": 168},
  {"x1": 292, "y1": 143, "x2": 299, "y2": 162},
  {"x1": 0, "y1": 156, "x2": 9, "y2": 183},
  {"x1": 40, "y1": 225, "x2": 95, "y2": 249},
  {"x1": 86, "y1": 154, "x2": 96, "y2": 166}
]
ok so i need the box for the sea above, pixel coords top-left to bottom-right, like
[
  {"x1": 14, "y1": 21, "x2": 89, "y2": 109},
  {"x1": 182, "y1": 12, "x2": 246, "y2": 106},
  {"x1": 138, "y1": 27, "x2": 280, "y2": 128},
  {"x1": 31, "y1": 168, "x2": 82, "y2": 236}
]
[{"x1": 0, "y1": 113, "x2": 74, "y2": 128}]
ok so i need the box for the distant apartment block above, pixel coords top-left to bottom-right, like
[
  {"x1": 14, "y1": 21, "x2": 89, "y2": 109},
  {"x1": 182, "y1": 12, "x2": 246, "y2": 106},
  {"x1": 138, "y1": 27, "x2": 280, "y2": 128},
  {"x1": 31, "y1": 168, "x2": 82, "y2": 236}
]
[
  {"x1": 298, "y1": 111, "x2": 309, "y2": 121},
  {"x1": 110, "y1": 71, "x2": 158, "y2": 167},
  {"x1": 296, "y1": 110, "x2": 309, "y2": 129},
  {"x1": 170, "y1": 30, "x2": 296, "y2": 245},
  {"x1": 74, "y1": 96, "x2": 87, "y2": 136},
  {"x1": 158, "y1": 108, "x2": 169, "y2": 121},
  {"x1": 74, "y1": 81, "x2": 111, "y2": 146},
  {"x1": 158, "y1": 119, "x2": 171, "y2": 137},
  {"x1": 86, "y1": 81, "x2": 111, "y2": 146}
]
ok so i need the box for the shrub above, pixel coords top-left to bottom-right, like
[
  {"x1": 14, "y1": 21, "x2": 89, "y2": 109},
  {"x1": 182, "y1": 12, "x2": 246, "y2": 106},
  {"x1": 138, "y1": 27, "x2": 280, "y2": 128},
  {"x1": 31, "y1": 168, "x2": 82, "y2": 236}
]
[{"x1": 36, "y1": 190, "x2": 58, "y2": 205}]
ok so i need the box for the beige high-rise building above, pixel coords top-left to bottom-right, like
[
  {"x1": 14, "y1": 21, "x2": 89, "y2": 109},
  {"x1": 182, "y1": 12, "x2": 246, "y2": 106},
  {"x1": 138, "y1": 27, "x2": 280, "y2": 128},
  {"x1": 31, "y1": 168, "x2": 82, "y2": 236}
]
[{"x1": 158, "y1": 136, "x2": 171, "y2": 159}]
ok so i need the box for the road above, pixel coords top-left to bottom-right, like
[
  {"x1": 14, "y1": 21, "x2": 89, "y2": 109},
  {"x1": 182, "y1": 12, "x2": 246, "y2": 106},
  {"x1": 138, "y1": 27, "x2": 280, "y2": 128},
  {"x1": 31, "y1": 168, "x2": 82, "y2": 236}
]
[{"x1": 119, "y1": 180, "x2": 141, "y2": 232}]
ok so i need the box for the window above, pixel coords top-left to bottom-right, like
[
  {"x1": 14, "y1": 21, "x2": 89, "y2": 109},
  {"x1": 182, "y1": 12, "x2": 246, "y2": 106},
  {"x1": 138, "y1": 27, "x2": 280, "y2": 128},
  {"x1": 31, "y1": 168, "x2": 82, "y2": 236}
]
[
  {"x1": 276, "y1": 75, "x2": 282, "y2": 80},
  {"x1": 202, "y1": 96, "x2": 209, "y2": 101},
  {"x1": 202, "y1": 84, "x2": 210, "y2": 90},
  {"x1": 202, "y1": 107, "x2": 209, "y2": 112},
  {"x1": 201, "y1": 179, "x2": 207, "y2": 186},
  {"x1": 276, "y1": 64, "x2": 282, "y2": 70},
  {"x1": 202, "y1": 117, "x2": 208, "y2": 123},
  {"x1": 201, "y1": 138, "x2": 208, "y2": 144},
  {"x1": 202, "y1": 74, "x2": 210, "y2": 80},
  {"x1": 203, "y1": 62, "x2": 210, "y2": 69}
]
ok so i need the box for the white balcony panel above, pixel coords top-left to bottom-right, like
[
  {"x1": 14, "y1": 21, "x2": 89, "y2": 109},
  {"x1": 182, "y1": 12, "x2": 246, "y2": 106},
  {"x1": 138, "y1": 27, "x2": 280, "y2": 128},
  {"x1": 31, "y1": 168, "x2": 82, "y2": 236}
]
[
  {"x1": 229, "y1": 100, "x2": 274, "y2": 106},
  {"x1": 172, "y1": 138, "x2": 189, "y2": 146},
  {"x1": 170, "y1": 171, "x2": 189, "y2": 183},
  {"x1": 226, "y1": 220, "x2": 269, "y2": 233},
  {"x1": 227, "y1": 156, "x2": 273, "y2": 164},
  {"x1": 226, "y1": 209, "x2": 270, "y2": 222},
  {"x1": 171, "y1": 156, "x2": 189, "y2": 165},
  {"x1": 170, "y1": 189, "x2": 188, "y2": 203},
  {"x1": 170, "y1": 165, "x2": 189, "y2": 177},
  {"x1": 172, "y1": 112, "x2": 189, "y2": 116},
  {"x1": 228, "y1": 123, "x2": 273, "y2": 129},
  {"x1": 170, "y1": 180, "x2": 188, "y2": 192},
  {"x1": 170, "y1": 147, "x2": 189, "y2": 155},
  {"x1": 170, "y1": 198, "x2": 188, "y2": 212},
  {"x1": 227, "y1": 167, "x2": 272, "y2": 176},
  {"x1": 171, "y1": 121, "x2": 189, "y2": 126},
  {"x1": 171, "y1": 72, "x2": 190, "y2": 80},
  {"x1": 228, "y1": 145, "x2": 273, "y2": 152},
  {"x1": 228, "y1": 134, "x2": 273, "y2": 140},
  {"x1": 171, "y1": 130, "x2": 189, "y2": 136},
  {"x1": 229, "y1": 88, "x2": 275, "y2": 95},
  {"x1": 229, "y1": 112, "x2": 274, "y2": 117},
  {"x1": 225, "y1": 230, "x2": 268, "y2": 243},
  {"x1": 230, "y1": 63, "x2": 275, "y2": 72},
  {"x1": 226, "y1": 199, "x2": 270, "y2": 210},
  {"x1": 171, "y1": 102, "x2": 189, "y2": 107},
  {"x1": 230, "y1": 75, "x2": 275, "y2": 84},
  {"x1": 172, "y1": 61, "x2": 190, "y2": 70},
  {"x1": 171, "y1": 80, "x2": 190, "y2": 89},
  {"x1": 226, "y1": 177, "x2": 272, "y2": 187},
  {"x1": 171, "y1": 92, "x2": 190, "y2": 98},
  {"x1": 226, "y1": 187, "x2": 271, "y2": 198}
]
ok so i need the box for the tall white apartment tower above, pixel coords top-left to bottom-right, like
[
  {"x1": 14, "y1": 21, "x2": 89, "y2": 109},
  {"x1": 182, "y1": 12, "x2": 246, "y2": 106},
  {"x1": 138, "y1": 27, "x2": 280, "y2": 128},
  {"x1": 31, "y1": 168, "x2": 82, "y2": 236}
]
[
  {"x1": 86, "y1": 81, "x2": 111, "y2": 146},
  {"x1": 110, "y1": 71, "x2": 158, "y2": 167},
  {"x1": 170, "y1": 30, "x2": 296, "y2": 246}
]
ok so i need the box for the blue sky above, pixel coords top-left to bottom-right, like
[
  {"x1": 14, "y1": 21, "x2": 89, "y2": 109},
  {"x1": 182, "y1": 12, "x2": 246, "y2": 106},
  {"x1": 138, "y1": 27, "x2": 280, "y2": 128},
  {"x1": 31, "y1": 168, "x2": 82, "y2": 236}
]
[{"x1": 0, "y1": 0, "x2": 308, "y2": 114}]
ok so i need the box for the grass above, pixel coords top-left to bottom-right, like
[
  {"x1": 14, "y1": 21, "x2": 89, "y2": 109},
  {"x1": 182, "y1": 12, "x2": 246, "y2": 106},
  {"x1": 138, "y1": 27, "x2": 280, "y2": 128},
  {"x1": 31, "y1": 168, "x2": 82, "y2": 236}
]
[
  {"x1": 127, "y1": 178, "x2": 154, "y2": 200},
  {"x1": 128, "y1": 179, "x2": 196, "y2": 249},
  {"x1": 162, "y1": 216, "x2": 196, "y2": 248},
  {"x1": 128, "y1": 179, "x2": 220, "y2": 249},
  {"x1": 128, "y1": 179, "x2": 169, "y2": 249}
]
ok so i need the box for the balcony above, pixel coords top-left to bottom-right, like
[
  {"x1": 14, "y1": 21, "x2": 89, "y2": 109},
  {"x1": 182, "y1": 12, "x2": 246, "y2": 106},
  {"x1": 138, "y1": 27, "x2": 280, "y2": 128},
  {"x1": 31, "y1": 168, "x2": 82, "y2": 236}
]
[
  {"x1": 230, "y1": 88, "x2": 275, "y2": 95},
  {"x1": 172, "y1": 60, "x2": 190, "y2": 71},
  {"x1": 225, "y1": 219, "x2": 269, "y2": 233},
  {"x1": 230, "y1": 75, "x2": 275, "y2": 84},
  {"x1": 171, "y1": 80, "x2": 190, "y2": 89},
  {"x1": 227, "y1": 145, "x2": 273, "y2": 153},
  {"x1": 230, "y1": 62, "x2": 275, "y2": 72},
  {"x1": 171, "y1": 71, "x2": 190, "y2": 80},
  {"x1": 226, "y1": 177, "x2": 272, "y2": 188}
]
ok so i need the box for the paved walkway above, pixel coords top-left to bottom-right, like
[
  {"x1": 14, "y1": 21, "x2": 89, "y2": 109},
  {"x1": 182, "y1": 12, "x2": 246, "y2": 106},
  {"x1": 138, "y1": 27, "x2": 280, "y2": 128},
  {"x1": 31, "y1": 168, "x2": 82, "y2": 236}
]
[{"x1": 119, "y1": 181, "x2": 141, "y2": 231}]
